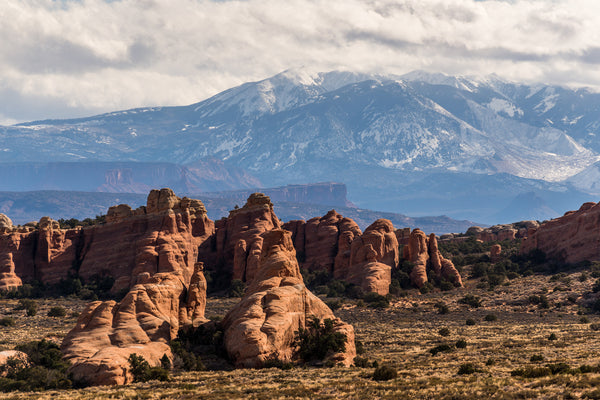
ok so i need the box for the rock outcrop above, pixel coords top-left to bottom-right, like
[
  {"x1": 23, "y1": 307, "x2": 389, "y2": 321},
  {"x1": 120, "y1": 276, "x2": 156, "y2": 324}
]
[
  {"x1": 490, "y1": 244, "x2": 502, "y2": 263},
  {"x1": 521, "y1": 202, "x2": 600, "y2": 264},
  {"x1": 222, "y1": 229, "x2": 355, "y2": 368},
  {"x1": 404, "y1": 229, "x2": 462, "y2": 288},
  {"x1": 202, "y1": 193, "x2": 280, "y2": 283},
  {"x1": 0, "y1": 188, "x2": 214, "y2": 293},
  {"x1": 284, "y1": 210, "x2": 362, "y2": 274},
  {"x1": 468, "y1": 221, "x2": 539, "y2": 242},
  {"x1": 61, "y1": 264, "x2": 207, "y2": 386},
  {"x1": 337, "y1": 219, "x2": 399, "y2": 295}
]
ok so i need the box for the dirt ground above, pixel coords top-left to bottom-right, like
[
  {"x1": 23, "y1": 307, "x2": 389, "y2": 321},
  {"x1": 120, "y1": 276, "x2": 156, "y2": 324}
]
[{"x1": 2, "y1": 271, "x2": 600, "y2": 399}]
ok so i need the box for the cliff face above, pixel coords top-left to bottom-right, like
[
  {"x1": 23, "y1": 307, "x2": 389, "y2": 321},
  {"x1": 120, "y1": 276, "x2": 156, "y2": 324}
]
[
  {"x1": 521, "y1": 202, "x2": 600, "y2": 264},
  {"x1": 0, "y1": 189, "x2": 214, "y2": 292}
]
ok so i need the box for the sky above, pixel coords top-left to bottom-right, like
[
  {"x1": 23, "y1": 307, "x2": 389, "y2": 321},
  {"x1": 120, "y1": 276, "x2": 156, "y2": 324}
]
[{"x1": 1, "y1": 0, "x2": 600, "y2": 125}]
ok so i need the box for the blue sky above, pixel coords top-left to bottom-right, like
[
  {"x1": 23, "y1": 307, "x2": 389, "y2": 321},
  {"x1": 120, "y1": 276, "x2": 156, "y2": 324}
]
[{"x1": 1, "y1": 0, "x2": 598, "y2": 124}]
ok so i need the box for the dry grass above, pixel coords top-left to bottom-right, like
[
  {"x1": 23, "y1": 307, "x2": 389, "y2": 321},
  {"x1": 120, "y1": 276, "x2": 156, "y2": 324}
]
[{"x1": 2, "y1": 271, "x2": 600, "y2": 399}]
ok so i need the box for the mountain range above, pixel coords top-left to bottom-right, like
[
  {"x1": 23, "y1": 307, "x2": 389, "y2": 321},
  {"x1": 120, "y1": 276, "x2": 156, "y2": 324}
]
[{"x1": 2, "y1": 68, "x2": 600, "y2": 224}]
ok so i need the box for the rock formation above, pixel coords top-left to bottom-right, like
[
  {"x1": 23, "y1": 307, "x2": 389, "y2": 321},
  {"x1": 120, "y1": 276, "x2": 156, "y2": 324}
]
[
  {"x1": 284, "y1": 210, "x2": 362, "y2": 274},
  {"x1": 202, "y1": 193, "x2": 280, "y2": 283},
  {"x1": 404, "y1": 229, "x2": 462, "y2": 288},
  {"x1": 490, "y1": 244, "x2": 502, "y2": 263},
  {"x1": 61, "y1": 264, "x2": 207, "y2": 386},
  {"x1": 0, "y1": 188, "x2": 214, "y2": 293},
  {"x1": 467, "y1": 221, "x2": 539, "y2": 242},
  {"x1": 521, "y1": 202, "x2": 600, "y2": 264},
  {"x1": 336, "y1": 219, "x2": 399, "y2": 295},
  {"x1": 222, "y1": 229, "x2": 355, "y2": 368}
]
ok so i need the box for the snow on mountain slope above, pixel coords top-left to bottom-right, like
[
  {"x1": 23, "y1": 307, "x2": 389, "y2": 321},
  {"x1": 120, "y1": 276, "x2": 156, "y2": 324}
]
[{"x1": 2, "y1": 68, "x2": 600, "y2": 186}]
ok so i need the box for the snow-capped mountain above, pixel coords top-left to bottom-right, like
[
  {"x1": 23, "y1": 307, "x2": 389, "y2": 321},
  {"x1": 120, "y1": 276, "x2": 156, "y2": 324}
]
[{"x1": 2, "y1": 69, "x2": 600, "y2": 224}]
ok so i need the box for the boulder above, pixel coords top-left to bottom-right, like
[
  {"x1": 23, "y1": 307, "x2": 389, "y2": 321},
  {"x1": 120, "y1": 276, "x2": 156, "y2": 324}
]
[
  {"x1": 222, "y1": 229, "x2": 355, "y2": 368},
  {"x1": 61, "y1": 265, "x2": 207, "y2": 386}
]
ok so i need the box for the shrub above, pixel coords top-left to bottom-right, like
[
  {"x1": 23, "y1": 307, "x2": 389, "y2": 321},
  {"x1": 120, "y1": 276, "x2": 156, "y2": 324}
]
[
  {"x1": 0, "y1": 339, "x2": 73, "y2": 391},
  {"x1": 353, "y1": 356, "x2": 371, "y2": 368},
  {"x1": 434, "y1": 302, "x2": 449, "y2": 314},
  {"x1": 455, "y1": 339, "x2": 467, "y2": 349},
  {"x1": 458, "y1": 294, "x2": 481, "y2": 308},
  {"x1": 419, "y1": 282, "x2": 435, "y2": 294},
  {"x1": 429, "y1": 344, "x2": 453, "y2": 356},
  {"x1": 228, "y1": 279, "x2": 246, "y2": 298},
  {"x1": 15, "y1": 299, "x2": 37, "y2": 316},
  {"x1": 457, "y1": 363, "x2": 477, "y2": 375},
  {"x1": 127, "y1": 353, "x2": 169, "y2": 382},
  {"x1": 465, "y1": 318, "x2": 476, "y2": 326},
  {"x1": 511, "y1": 366, "x2": 552, "y2": 378},
  {"x1": 363, "y1": 292, "x2": 390, "y2": 308},
  {"x1": 0, "y1": 317, "x2": 14, "y2": 327},
  {"x1": 530, "y1": 354, "x2": 544, "y2": 362},
  {"x1": 580, "y1": 316, "x2": 590, "y2": 324},
  {"x1": 590, "y1": 323, "x2": 600, "y2": 331},
  {"x1": 262, "y1": 358, "x2": 294, "y2": 370},
  {"x1": 548, "y1": 333, "x2": 558, "y2": 341},
  {"x1": 47, "y1": 306, "x2": 67, "y2": 318},
  {"x1": 295, "y1": 317, "x2": 347, "y2": 364},
  {"x1": 438, "y1": 327, "x2": 450, "y2": 337},
  {"x1": 373, "y1": 365, "x2": 397, "y2": 381},
  {"x1": 484, "y1": 314, "x2": 497, "y2": 322}
]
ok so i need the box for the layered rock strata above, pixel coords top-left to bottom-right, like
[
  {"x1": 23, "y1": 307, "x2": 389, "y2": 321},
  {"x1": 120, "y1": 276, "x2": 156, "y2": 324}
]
[{"x1": 222, "y1": 229, "x2": 356, "y2": 368}]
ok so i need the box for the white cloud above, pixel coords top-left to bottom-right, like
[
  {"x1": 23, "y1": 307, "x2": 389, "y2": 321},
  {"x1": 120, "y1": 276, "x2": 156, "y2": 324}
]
[{"x1": 2, "y1": 0, "x2": 600, "y2": 123}]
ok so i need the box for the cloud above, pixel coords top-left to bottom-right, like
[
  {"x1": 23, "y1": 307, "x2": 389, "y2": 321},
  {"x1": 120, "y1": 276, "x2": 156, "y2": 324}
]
[{"x1": 2, "y1": 0, "x2": 600, "y2": 123}]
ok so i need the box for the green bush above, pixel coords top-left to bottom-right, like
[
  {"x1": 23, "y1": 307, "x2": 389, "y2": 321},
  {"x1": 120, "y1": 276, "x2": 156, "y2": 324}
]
[
  {"x1": 458, "y1": 294, "x2": 481, "y2": 308},
  {"x1": 465, "y1": 318, "x2": 476, "y2": 326},
  {"x1": 228, "y1": 279, "x2": 246, "y2": 298},
  {"x1": 0, "y1": 339, "x2": 73, "y2": 392},
  {"x1": 127, "y1": 353, "x2": 170, "y2": 383},
  {"x1": 457, "y1": 363, "x2": 477, "y2": 375},
  {"x1": 372, "y1": 365, "x2": 397, "y2": 381},
  {"x1": 434, "y1": 302, "x2": 449, "y2": 314},
  {"x1": 0, "y1": 317, "x2": 14, "y2": 327},
  {"x1": 484, "y1": 314, "x2": 497, "y2": 322},
  {"x1": 15, "y1": 299, "x2": 37, "y2": 316},
  {"x1": 295, "y1": 317, "x2": 347, "y2": 364},
  {"x1": 429, "y1": 344, "x2": 453, "y2": 356},
  {"x1": 548, "y1": 333, "x2": 558, "y2": 341},
  {"x1": 455, "y1": 339, "x2": 467, "y2": 349},
  {"x1": 47, "y1": 306, "x2": 67, "y2": 318},
  {"x1": 530, "y1": 354, "x2": 544, "y2": 362},
  {"x1": 438, "y1": 327, "x2": 450, "y2": 337},
  {"x1": 363, "y1": 292, "x2": 389, "y2": 308},
  {"x1": 353, "y1": 356, "x2": 372, "y2": 368}
]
